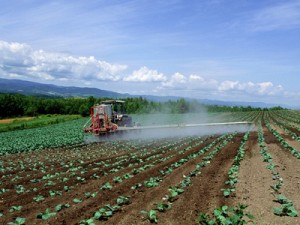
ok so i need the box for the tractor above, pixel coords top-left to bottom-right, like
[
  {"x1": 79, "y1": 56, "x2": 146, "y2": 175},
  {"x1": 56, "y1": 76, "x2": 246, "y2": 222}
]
[
  {"x1": 83, "y1": 100, "x2": 133, "y2": 136},
  {"x1": 83, "y1": 99, "x2": 254, "y2": 138}
]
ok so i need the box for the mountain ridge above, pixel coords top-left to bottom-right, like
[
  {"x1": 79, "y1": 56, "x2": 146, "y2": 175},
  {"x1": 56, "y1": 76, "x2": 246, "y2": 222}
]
[{"x1": 0, "y1": 78, "x2": 293, "y2": 108}]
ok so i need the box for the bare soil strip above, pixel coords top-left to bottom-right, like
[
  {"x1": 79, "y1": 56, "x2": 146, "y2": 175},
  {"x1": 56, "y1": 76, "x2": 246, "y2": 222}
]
[
  {"x1": 0, "y1": 117, "x2": 33, "y2": 124},
  {"x1": 235, "y1": 129, "x2": 300, "y2": 224}
]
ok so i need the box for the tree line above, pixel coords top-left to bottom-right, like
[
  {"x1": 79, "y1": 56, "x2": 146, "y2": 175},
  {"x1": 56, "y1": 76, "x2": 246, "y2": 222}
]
[{"x1": 0, "y1": 93, "x2": 285, "y2": 118}]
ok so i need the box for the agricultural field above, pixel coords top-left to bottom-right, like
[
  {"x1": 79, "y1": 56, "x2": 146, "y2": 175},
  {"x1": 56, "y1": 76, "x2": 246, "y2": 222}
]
[
  {"x1": 0, "y1": 114, "x2": 81, "y2": 133},
  {"x1": 0, "y1": 111, "x2": 300, "y2": 224}
]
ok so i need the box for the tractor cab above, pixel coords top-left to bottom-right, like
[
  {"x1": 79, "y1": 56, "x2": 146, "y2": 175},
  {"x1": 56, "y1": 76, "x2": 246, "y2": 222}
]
[{"x1": 101, "y1": 100, "x2": 133, "y2": 127}]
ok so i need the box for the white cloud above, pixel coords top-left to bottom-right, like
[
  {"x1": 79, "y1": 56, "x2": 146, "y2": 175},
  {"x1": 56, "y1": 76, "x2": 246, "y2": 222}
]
[
  {"x1": 123, "y1": 66, "x2": 166, "y2": 82},
  {"x1": 250, "y1": 1, "x2": 300, "y2": 31},
  {"x1": 161, "y1": 72, "x2": 186, "y2": 88},
  {"x1": 159, "y1": 72, "x2": 285, "y2": 98},
  {"x1": 0, "y1": 40, "x2": 127, "y2": 82},
  {"x1": 218, "y1": 80, "x2": 239, "y2": 91},
  {"x1": 189, "y1": 74, "x2": 204, "y2": 81},
  {"x1": 162, "y1": 73, "x2": 219, "y2": 91},
  {"x1": 218, "y1": 80, "x2": 283, "y2": 96}
]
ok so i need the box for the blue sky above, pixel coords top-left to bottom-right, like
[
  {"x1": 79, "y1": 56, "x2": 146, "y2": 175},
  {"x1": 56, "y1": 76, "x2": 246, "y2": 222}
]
[{"x1": 0, "y1": 0, "x2": 300, "y2": 106}]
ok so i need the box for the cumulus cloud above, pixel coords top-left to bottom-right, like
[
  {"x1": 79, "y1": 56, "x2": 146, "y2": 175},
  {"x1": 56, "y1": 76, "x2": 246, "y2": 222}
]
[
  {"x1": 123, "y1": 66, "x2": 166, "y2": 82},
  {"x1": 161, "y1": 73, "x2": 219, "y2": 91},
  {"x1": 218, "y1": 80, "x2": 283, "y2": 96},
  {"x1": 218, "y1": 80, "x2": 239, "y2": 91},
  {"x1": 161, "y1": 72, "x2": 186, "y2": 88},
  {"x1": 159, "y1": 72, "x2": 285, "y2": 98},
  {"x1": 0, "y1": 40, "x2": 127, "y2": 82},
  {"x1": 189, "y1": 74, "x2": 204, "y2": 81}
]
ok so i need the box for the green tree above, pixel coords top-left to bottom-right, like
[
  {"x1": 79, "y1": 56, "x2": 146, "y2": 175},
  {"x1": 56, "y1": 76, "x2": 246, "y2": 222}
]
[{"x1": 79, "y1": 104, "x2": 90, "y2": 117}]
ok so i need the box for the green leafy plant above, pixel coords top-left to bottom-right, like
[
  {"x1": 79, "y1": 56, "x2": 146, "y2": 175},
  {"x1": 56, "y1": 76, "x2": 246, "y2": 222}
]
[
  {"x1": 271, "y1": 181, "x2": 283, "y2": 193},
  {"x1": 79, "y1": 218, "x2": 95, "y2": 225},
  {"x1": 85, "y1": 192, "x2": 97, "y2": 198},
  {"x1": 222, "y1": 188, "x2": 236, "y2": 197},
  {"x1": 49, "y1": 190, "x2": 62, "y2": 197},
  {"x1": 36, "y1": 208, "x2": 56, "y2": 220},
  {"x1": 131, "y1": 183, "x2": 142, "y2": 190},
  {"x1": 55, "y1": 203, "x2": 70, "y2": 212},
  {"x1": 116, "y1": 196, "x2": 131, "y2": 206},
  {"x1": 144, "y1": 177, "x2": 162, "y2": 188},
  {"x1": 155, "y1": 203, "x2": 171, "y2": 212},
  {"x1": 113, "y1": 176, "x2": 123, "y2": 183},
  {"x1": 100, "y1": 182, "x2": 113, "y2": 190},
  {"x1": 0, "y1": 188, "x2": 9, "y2": 194},
  {"x1": 197, "y1": 204, "x2": 255, "y2": 225},
  {"x1": 167, "y1": 186, "x2": 184, "y2": 202},
  {"x1": 93, "y1": 204, "x2": 120, "y2": 220},
  {"x1": 122, "y1": 173, "x2": 133, "y2": 179},
  {"x1": 73, "y1": 198, "x2": 83, "y2": 203},
  {"x1": 33, "y1": 195, "x2": 45, "y2": 202},
  {"x1": 8, "y1": 217, "x2": 26, "y2": 225},
  {"x1": 141, "y1": 209, "x2": 158, "y2": 223},
  {"x1": 9, "y1": 205, "x2": 23, "y2": 213},
  {"x1": 273, "y1": 195, "x2": 298, "y2": 217},
  {"x1": 15, "y1": 185, "x2": 25, "y2": 194}
]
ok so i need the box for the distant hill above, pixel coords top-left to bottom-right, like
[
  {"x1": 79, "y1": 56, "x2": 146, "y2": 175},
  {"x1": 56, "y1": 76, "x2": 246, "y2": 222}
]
[
  {"x1": 0, "y1": 78, "x2": 291, "y2": 108},
  {"x1": 0, "y1": 78, "x2": 128, "y2": 98}
]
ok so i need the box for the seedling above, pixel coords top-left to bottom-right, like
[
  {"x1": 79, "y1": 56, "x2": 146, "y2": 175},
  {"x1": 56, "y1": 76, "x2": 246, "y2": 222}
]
[
  {"x1": 36, "y1": 208, "x2": 56, "y2": 220},
  {"x1": 79, "y1": 218, "x2": 95, "y2": 225},
  {"x1": 55, "y1": 203, "x2": 70, "y2": 212},
  {"x1": 144, "y1": 177, "x2": 162, "y2": 188},
  {"x1": 167, "y1": 186, "x2": 184, "y2": 202},
  {"x1": 8, "y1": 217, "x2": 26, "y2": 225},
  {"x1": 100, "y1": 182, "x2": 113, "y2": 190},
  {"x1": 197, "y1": 204, "x2": 254, "y2": 224},
  {"x1": 49, "y1": 190, "x2": 62, "y2": 197},
  {"x1": 273, "y1": 195, "x2": 298, "y2": 217},
  {"x1": 33, "y1": 195, "x2": 45, "y2": 202},
  {"x1": 85, "y1": 192, "x2": 97, "y2": 198},
  {"x1": 73, "y1": 198, "x2": 83, "y2": 203},
  {"x1": 94, "y1": 204, "x2": 120, "y2": 220},
  {"x1": 155, "y1": 202, "x2": 172, "y2": 212},
  {"x1": 131, "y1": 183, "x2": 142, "y2": 190},
  {"x1": 113, "y1": 176, "x2": 123, "y2": 183},
  {"x1": 116, "y1": 196, "x2": 131, "y2": 206},
  {"x1": 141, "y1": 209, "x2": 158, "y2": 223},
  {"x1": 122, "y1": 173, "x2": 133, "y2": 179},
  {"x1": 9, "y1": 205, "x2": 23, "y2": 213},
  {"x1": 222, "y1": 188, "x2": 236, "y2": 197}
]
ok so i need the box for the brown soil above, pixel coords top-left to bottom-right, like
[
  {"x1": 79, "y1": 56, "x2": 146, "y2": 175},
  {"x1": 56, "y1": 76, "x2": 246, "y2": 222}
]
[
  {"x1": 0, "y1": 117, "x2": 33, "y2": 124},
  {"x1": 1, "y1": 115, "x2": 300, "y2": 225},
  {"x1": 234, "y1": 125, "x2": 300, "y2": 224}
]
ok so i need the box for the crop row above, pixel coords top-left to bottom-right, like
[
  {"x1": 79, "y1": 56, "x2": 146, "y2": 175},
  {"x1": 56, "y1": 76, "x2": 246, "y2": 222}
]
[
  {"x1": 267, "y1": 113, "x2": 300, "y2": 141},
  {"x1": 139, "y1": 132, "x2": 238, "y2": 224},
  {"x1": 272, "y1": 111, "x2": 300, "y2": 125},
  {"x1": 264, "y1": 115, "x2": 300, "y2": 160},
  {"x1": 269, "y1": 111, "x2": 300, "y2": 134},
  {"x1": 1, "y1": 135, "x2": 217, "y2": 223},
  {"x1": 78, "y1": 132, "x2": 237, "y2": 224},
  {"x1": 257, "y1": 120, "x2": 298, "y2": 217},
  {"x1": 222, "y1": 131, "x2": 249, "y2": 197},
  {"x1": 0, "y1": 137, "x2": 197, "y2": 200}
]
